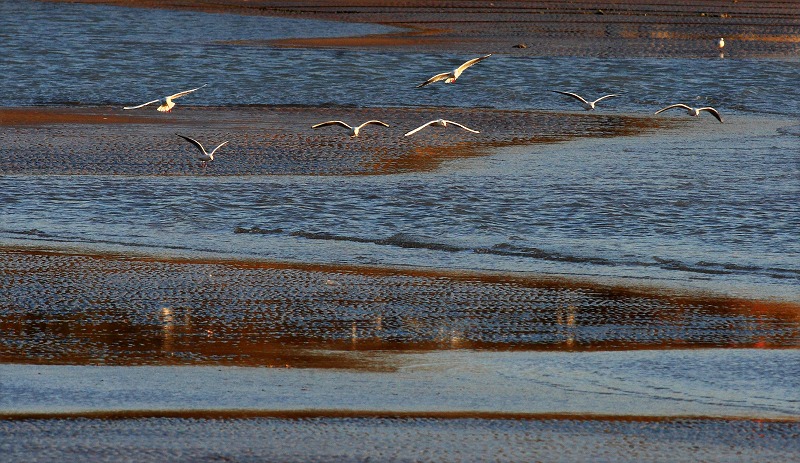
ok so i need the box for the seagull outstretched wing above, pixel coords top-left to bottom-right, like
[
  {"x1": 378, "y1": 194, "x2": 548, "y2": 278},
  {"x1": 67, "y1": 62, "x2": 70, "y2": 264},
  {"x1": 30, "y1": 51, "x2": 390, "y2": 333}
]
[
  {"x1": 123, "y1": 99, "x2": 161, "y2": 110},
  {"x1": 698, "y1": 107, "x2": 724, "y2": 123},
  {"x1": 654, "y1": 104, "x2": 692, "y2": 115},
  {"x1": 312, "y1": 121, "x2": 353, "y2": 130},
  {"x1": 404, "y1": 120, "x2": 438, "y2": 136},
  {"x1": 443, "y1": 120, "x2": 479, "y2": 133}
]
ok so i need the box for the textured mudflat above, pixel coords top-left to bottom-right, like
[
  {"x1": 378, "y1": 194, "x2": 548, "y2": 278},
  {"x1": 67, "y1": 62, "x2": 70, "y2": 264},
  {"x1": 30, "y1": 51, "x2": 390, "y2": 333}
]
[
  {"x1": 2, "y1": 249, "x2": 797, "y2": 367},
  {"x1": 0, "y1": 106, "x2": 670, "y2": 176},
  {"x1": 2, "y1": 416, "x2": 799, "y2": 462},
  {"x1": 45, "y1": 0, "x2": 800, "y2": 58}
]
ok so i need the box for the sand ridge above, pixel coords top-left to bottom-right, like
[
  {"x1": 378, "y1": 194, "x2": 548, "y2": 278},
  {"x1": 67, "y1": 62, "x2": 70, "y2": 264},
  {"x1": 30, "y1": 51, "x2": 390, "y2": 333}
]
[{"x1": 0, "y1": 106, "x2": 674, "y2": 176}]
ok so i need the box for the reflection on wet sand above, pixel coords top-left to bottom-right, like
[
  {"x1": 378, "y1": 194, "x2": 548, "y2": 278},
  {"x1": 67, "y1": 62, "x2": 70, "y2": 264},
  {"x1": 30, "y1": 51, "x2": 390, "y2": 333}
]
[{"x1": 1, "y1": 249, "x2": 797, "y2": 369}]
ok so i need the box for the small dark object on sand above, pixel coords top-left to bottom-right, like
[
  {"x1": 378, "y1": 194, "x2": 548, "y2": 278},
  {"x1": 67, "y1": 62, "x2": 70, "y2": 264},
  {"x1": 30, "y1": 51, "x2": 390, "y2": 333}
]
[{"x1": 513, "y1": 43, "x2": 527, "y2": 48}]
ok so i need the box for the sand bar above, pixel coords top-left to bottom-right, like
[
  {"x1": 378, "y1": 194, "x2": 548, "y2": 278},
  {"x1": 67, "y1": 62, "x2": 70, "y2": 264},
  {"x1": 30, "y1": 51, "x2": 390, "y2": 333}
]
[
  {"x1": 0, "y1": 106, "x2": 672, "y2": 176},
  {"x1": 44, "y1": 0, "x2": 800, "y2": 57},
  {"x1": 2, "y1": 248, "x2": 798, "y2": 368}
]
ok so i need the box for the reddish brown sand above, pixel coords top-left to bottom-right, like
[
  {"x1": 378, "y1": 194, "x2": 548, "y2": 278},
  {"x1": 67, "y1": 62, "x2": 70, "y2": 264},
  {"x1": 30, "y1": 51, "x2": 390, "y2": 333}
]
[{"x1": 44, "y1": 0, "x2": 800, "y2": 57}]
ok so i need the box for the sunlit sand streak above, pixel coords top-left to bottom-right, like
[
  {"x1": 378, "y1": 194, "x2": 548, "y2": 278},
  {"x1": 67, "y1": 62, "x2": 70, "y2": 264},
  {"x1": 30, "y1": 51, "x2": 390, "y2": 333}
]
[
  {"x1": 654, "y1": 104, "x2": 724, "y2": 123},
  {"x1": 176, "y1": 133, "x2": 229, "y2": 167},
  {"x1": 312, "y1": 120, "x2": 389, "y2": 137},
  {"x1": 551, "y1": 91, "x2": 620, "y2": 110},
  {"x1": 404, "y1": 119, "x2": 480, "y2": 136},
  {"x1": 123, "y1": 84, "x2": 207, "y2": 112},
  {"x1": 416, "y1": 54, "x2": 492, "y2": 88}
]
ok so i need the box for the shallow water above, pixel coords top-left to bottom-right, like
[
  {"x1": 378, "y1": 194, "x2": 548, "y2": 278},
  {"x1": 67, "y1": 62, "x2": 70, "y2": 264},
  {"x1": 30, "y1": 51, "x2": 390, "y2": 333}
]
[{"x1": 1, "y1": 0, "x2": 799, "y2": 301}]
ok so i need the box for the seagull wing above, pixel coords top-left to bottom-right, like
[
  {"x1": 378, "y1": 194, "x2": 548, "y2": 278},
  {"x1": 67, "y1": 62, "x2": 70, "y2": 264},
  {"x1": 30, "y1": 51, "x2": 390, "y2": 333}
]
[
  {"x1": 698, "y1": 107, "x2": 724, "y2": 123},
  {"x1": 654, "y1": 104, "x2": 691, "y2": 115},
  {"x1": 592, "y1": 94, "x2": 620, "y2": 104},
  {"x1": 167, "y1": 84, "x2": 208, "y2": 100},
  {"x1": 416, "y1": 72, "x2": 452, "y2": 88},
  {"x1": 442, "y1": 120, "x2": 480, "y2": 133},
  {"x1": 455, "y1": 54, "x2": 492, "y2": 74},
  {"x1": 312, "y1": 121, "x2": 352, "y2": 129},
  {"x1": 176, "y1": 133, "x2": 207, "y2": 154},
  {"x1": 404, "y1": 120, "x2": 437, "y2": 136},
  {"x1": 208, "y1": 140, "x2": 229, "y2": 155},
  {"x1": 552, "y1": 91, "x2": 589, "y2": 105},
  {"x1": 359, "y1": 120, "x2": 390, "y2": 129},
  {"x1": 123, "y1": 99, "x2": 161, "y2": 110}
]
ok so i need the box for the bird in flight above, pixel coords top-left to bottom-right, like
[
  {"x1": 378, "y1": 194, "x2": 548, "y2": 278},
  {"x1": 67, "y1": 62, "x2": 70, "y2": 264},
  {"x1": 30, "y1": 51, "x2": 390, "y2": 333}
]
[
  {"x1": 551, "y1": 91, "x2": 620, "y2": 110},
  {"x1": 416, "y1": 54, "x2": 492, "y2": 88},
  {"x1": 312, "y1": 120, "x2": 389, "y2": 137},
  {"x1": 124, "y1": 84, "x2": 207, "y2": 112},
  {"x1": 404, "y1": 119, "x2": 480, "y2": 137},
  {"x1": 654, "y1": 104, "x2": 723, "y2": 123},
  {"x1": 176, "y1": 133, "x2": 229, "y2": 167}
]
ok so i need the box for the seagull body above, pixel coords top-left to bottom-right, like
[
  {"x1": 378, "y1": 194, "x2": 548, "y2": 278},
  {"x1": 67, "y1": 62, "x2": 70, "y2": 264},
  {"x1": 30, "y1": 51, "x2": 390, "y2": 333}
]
[
  {"x1": 176, "y1": 133, "x2": 229, "y2": 167},
  {"x1": 124, "y1": 84, "x2": 207, "y2": 112},
  {"x1": 552, "y1": 91, "x2": 620, "y2": 110},
  {"x1": 717, "y1": 37, "x2": 725, "y2": 49},
  {"x1": 654, "y1": 104, "x2": 723, "y2": 123},
  {"x1": 404, "y1": 119, "x2": 480, "y2": 137},
  {"x1": 312, "y1": 120, "x2": 389, "y2": 137},
  {"x1": 416, "y1": 54, "x2": 492, "y2": 88}
]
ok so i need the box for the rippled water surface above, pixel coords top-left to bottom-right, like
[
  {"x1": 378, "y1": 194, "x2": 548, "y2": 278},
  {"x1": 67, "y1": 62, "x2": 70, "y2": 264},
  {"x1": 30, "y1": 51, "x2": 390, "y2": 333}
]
[{"x1": 1, "y1": 0, "x2": 799, "y2": 301}]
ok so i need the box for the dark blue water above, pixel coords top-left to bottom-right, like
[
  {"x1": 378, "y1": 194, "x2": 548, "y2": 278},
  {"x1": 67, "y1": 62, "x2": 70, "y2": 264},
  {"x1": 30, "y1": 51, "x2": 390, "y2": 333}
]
[{"x1": 1, "y1": 0, "x2": 799, "y2": 301}]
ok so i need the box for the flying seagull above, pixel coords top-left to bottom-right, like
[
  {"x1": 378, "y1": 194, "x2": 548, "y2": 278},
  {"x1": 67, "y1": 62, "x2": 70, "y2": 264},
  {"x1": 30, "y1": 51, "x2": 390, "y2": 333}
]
[
  {"x1": 404, "y1": 119, "x2": 480, "y2": 137},
  {"x1": 176, "y1": 133, "x2": 229, "y2": 167},
  {"x1": 124, "y1": 84, "x2": 207, "y2": 112},
  {"x1": 551, "y1": 91, "x2": 620, "y2": 110},
  {"x1": 654, "y1": 104, "x2": 723, "y2": 123},
  {"x1": 416, "y1": 54, "x2": 492, "y2": 88},
  {"x1": 312, "y1": 120, "x2": 389, "y2": 137}
]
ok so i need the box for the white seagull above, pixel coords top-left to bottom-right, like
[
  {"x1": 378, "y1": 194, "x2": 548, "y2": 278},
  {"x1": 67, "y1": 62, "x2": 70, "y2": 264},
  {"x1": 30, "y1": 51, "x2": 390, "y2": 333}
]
[
  {"x1": 552, "y1": 91, "x2": 620, "y2": 110},
  {"x1": 717, "y1": 37, "x2": 725, "y2": 49},
  {"x1": 416, "y1": 54, "x2": 492, "y2": 88},
  {"x1": 176, "y1": 133, "x2": 229, "y2": 167},
  {"x1": 312, "y1": 120, "x2": 389, "y2": 137},
  {"x1": 124, "y1": 84, "x2": 207, "y2": 112},
  {"x1": 654, "y1": 104, "x2": 723, "y2": 123},
  {"x1": 404, "y1": 119, "x2": 480, "y2": 137}
]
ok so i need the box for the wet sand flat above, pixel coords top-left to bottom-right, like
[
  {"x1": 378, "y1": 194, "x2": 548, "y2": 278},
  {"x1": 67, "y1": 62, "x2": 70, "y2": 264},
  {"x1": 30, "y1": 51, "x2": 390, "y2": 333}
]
[
  {"x1": 0, "y1": 106, "x2": 671, "y2": 176},
  {"x1": 2, "y1": 416, "x2": 797, "y2": 463},
  {"x1": 45, "y1": 0, "x2": 800, "y2": 57},
  {"x1": 2, "y1": 249, "x2": 798, "y2": 368}
]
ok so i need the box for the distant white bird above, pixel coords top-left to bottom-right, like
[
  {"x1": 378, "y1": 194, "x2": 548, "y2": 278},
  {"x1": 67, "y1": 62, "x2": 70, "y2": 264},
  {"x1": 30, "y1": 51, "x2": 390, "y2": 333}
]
[
  {"x1": 416, "y1": 54, "x2": 492, "y2": 88},
  {"x1": 654, "y1": 104, "x2": 723, "y2": 123},
  {"x1": 312, "y1": 120, "x2": 389, "y2": 137},
  {"x1": 404, "y1": 119, "x2": 480, "y2": 137},
  {"x1": 124, "y1": 84, "x2": 207, "y2": 112},
  {"x1": 717, "y1": 37, "x2": 725, "y2": 49},
  {"x1": 551, "y1": 91, "x2": 620, "y2": 110},
  {"x1": 176, "y1": 133, "x2": 229, "y2": 167}
]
